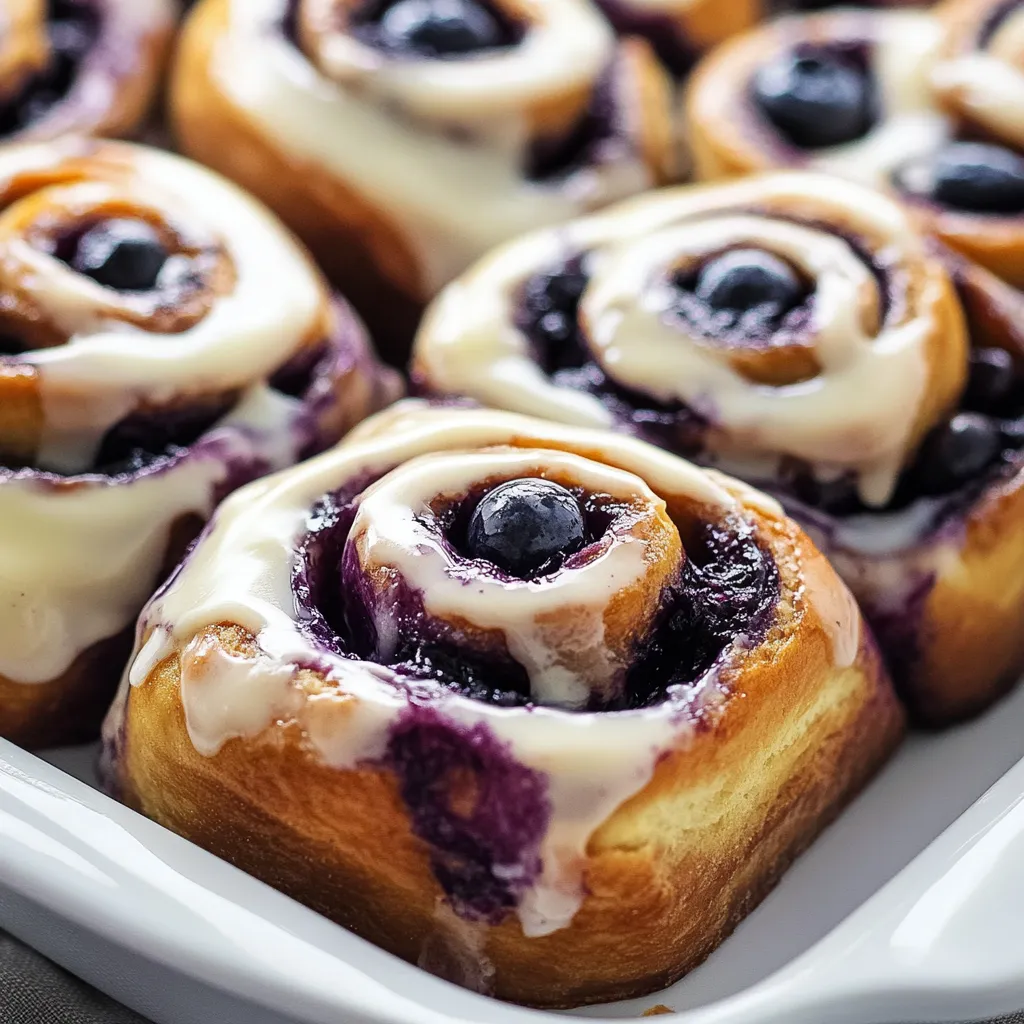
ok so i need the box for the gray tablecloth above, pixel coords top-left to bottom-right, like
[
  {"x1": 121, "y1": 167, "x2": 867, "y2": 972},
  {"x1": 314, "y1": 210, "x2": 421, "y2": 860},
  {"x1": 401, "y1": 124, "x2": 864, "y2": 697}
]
[{"x1": 0, "y1": 931, "x2": 145, "y2": 1024}]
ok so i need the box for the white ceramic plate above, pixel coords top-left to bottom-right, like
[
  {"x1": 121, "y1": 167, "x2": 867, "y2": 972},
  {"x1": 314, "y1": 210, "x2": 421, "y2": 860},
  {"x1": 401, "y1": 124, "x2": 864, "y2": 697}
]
[{"x1": 2, "y1": 682, "x2": 1024, "y2": 1024}]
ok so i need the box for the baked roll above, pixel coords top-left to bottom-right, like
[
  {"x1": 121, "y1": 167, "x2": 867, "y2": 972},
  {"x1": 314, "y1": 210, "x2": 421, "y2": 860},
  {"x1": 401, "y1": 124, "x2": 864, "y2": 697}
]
[
  {"x1": 686, "y1": 8, "x2": 949, "y2": 189},
  {"x1": 413, "y1": 172, "x2": 1024, "y2": 726},
  {"x1": 104, "y1": 401, "x2": 901, "y2": 1008},
  {"x1": 0, "y1": 137, "x2": 398, "y2": 749},
  {"x1": 0, "y1": 0, "x2": 174, "y2": 143},
  {"x1": 170, "y1": 0, "x2": 680, "y2": 362},
  {"x1": 891, "y1": 0, "x2": 1024, "y2": 286},
  {"x1": 592, "y1": 0, "x2": 759, "y2": 77}
]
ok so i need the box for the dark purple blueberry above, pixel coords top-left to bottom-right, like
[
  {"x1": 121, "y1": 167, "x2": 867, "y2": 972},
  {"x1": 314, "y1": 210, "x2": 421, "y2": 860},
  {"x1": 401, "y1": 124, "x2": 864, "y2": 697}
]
[
  {"x1": 915, "y1": 413, "x2": 1001, "y2": 494},
  {"x1": 752, "y1": 50, "x2": 874, "y2": 149},
  {"x1": 999, "y1": 417, "x2": 1024, "y2": 448},
  {"x1": 466, "y1": 478, "x2": 585, "y2": 578},
  {"x1": 694, "y1": 248, "x2": 803, "y2": 320},
  {"x1": 932, "y1": 143, "x2": 1024, "y2": 215},
  {"x1": 521, "y1": 264, "x2": 588, "y2": 348},
  {"x1": 378, "y1": 0, "x2": 506, "y2": 56},
  {"x1": 71, "y1": 220, "x2": 169, "y2": 292},
  {"x1": 964, "y1": 346, "x2": 1017, "y2": 412}
]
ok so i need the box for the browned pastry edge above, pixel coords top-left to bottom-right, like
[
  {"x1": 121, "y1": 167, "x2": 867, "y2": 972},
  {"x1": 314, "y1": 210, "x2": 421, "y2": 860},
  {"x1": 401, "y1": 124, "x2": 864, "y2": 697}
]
[
  {"x1": 26, "y1": 7, "x2": 174, "y2": 144},
  {"x1": 907, "y1": 462, "x2": 1024, "y2": 726},
  {"x1": 669, "y1": 0, "x2": 762, "y2": 54},
  {"x1": 115, "y1": 491, "x2": 903, "y2": 1008},
  {"x1": 0, "y1": 512, "x2": 203, "y2": 749}
]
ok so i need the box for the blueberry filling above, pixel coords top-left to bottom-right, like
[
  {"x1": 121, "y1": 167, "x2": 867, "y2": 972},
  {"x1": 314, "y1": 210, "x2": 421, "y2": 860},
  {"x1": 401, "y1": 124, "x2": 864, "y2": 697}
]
[
  {"x1": 67, "y1": 219, "x2": 169, "y2": 292},
  {"x1": 525, "y1": 75, "x2": 617, "y2": 182},
  {"x1": 386, "y1": 708, "x2": 549, "y2": 923},
  {"x1": 349, "y1": 0, "x2": 520, "y2": 58},
  {"x1": 930, "y1": 143, "x2": 1024, "y2": 216},
  {"x1": 0, "y1": 0, "x2": 100, "y2": 136},
  {"x1": 464, "y1": 479, "x2": 587, "y2": 578},
  {"x1": 752, "y1": 45, "x2": 876, "y2": 150},
  {"x1": 295, "y1": 480, "x2": 778, "y2": 711}
]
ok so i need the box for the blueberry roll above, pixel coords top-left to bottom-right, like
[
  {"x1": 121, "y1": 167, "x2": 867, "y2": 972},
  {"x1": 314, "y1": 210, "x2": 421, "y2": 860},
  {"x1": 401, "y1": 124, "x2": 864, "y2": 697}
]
[
  {"x1": 889, "y1": 0, "x2": 1024, "y2": 286},
  {"x1": 686, "y1": 9, "x2": 949, "y2": 189},
  {"x1": 0, "y1": 0, "x2": 175, "y2": 143},
  {"x1": 414, "y1": 173, "x2": 1024, "y2": 724},
  {"x1": 170, "y1": 0, "x2": 680, "y2": 363},
  {"x1": 592, "y1": 0, "x2": 760, "y2": 78},
  {"x1": 104, "y1": 401, "x2": 900, "y2": 1008},
  {"x1": 0, "y1": 138, "x2": 398, "y2": 749}
]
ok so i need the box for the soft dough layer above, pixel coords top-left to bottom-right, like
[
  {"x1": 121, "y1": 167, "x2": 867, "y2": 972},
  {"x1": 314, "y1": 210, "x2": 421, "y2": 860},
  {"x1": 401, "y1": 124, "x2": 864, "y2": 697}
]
[{"x1": 107, "y1": 402, "x2": 903, "y2": 1008}]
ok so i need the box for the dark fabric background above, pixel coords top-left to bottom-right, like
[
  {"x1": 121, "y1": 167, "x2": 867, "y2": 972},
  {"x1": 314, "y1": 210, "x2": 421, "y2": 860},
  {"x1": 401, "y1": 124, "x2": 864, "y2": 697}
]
[
  {"x1": 2, "y1": 928, "x2": 1023, "y2": 1024},
  {"x1": 0, "y1": 932, "x2": 145, "y2": 1024}
]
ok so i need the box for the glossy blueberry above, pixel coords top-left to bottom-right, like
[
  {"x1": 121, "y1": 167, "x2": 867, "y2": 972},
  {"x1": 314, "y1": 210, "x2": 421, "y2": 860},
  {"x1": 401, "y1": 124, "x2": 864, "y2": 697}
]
[
  {"x1": 753, "y1": 50, "x2": 873, "y2": 149},
  {"x1": 466, "y1": 478, "x2": 586, "y2": 578},
  {"x1": 71, "y1": 219, "x2": 169, "y2": 292},
  {"x1": 915, "y1": 413, "x2": 1002, "y2": 494},
  {"x1": 378, "y1": 0, "x2": 506, "y2": 56},
  {"x1": 932, "y1": 143, "x2": 1024, "y2": 215},
  {"x1": 694, "y1": 248, "x2": 803, "y2": 320},
  {"x1": 521, "y1": 264, "x2": 588, "y2": 348},
  {"x1": 964, "y1": 347, "x2": 1018, "y2": 412}
]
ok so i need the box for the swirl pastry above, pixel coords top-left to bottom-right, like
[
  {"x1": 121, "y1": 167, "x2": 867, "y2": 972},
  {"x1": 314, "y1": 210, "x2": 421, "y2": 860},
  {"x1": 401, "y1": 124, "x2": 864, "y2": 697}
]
[
  {"x1": 686, "y1": 8, "x2": 949, "y2": 189},
  {"x1": 104, "y1": 401, "x2": 901, "y2": 1008},
  {"x1": 592, "y1": 0, "x2": 760, "y2": 77},
  {"x1": 413, "y1": 172, "x2": 1024, "y2": 725},
  {"x1": 170, "y1": 0, "x2": 679, "y2": 361},
  {"x1": 0, "y1": 0, "x2": 174, "y2": 143},
  {"x1": 890, "y1": 0, "x2": 1024, "y2": 286},
  {"x1": 0, "y1": 137, "x2": 398, "y2": 749}
]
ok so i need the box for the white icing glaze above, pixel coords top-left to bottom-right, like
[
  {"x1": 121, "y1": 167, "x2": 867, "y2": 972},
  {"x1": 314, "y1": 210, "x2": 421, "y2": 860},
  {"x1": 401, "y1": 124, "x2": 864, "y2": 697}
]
[
  {"x1": 810, "y1": 11, "x2": 949, "y2": 187},
  {"x1": 0, "y1": 140, "x2": 325, "y2": 471},
  {"x1": 931, "y1": 4, "x2": 1024, "y2": 149},
  {"x1": 414, "y1": 172, "x2": 950, "y2": 507},
  {"x1": 114, "y1": 402, "x2": 857, "y2": 938},
  {"x1": 351, "y1": 448, "x2": 669, "y2": 708},
  {"x1": 215, "y1": 0, "x2": 660, "y2": 294},
  {"x1": 0, "y1": 381, "x2": 310, "y2": 686}
]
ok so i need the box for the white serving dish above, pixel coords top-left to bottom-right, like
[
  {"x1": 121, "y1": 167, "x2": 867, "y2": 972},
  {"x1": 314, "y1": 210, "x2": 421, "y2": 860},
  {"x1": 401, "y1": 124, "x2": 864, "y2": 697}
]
[{"x1": 1, "y1": 681, "x2": 1024, "y2": 1024}]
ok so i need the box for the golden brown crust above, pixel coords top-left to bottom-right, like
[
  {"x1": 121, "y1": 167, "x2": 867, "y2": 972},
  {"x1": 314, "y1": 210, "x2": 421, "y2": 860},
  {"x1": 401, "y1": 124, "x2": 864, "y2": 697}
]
[
  {"x1": 907, "y1": 463, "x2": 1024, "y2": 725},
  {"x1": 115, "y1": 477, "x2": 903, "y2": 1007}
]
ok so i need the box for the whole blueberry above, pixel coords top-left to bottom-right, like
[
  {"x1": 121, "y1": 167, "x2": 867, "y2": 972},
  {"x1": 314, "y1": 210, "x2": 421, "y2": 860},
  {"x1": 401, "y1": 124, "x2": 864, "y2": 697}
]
[
  {"x1": 521, "y1": 263, "x2": 588, "y2": 349},
  {"x1": 466, "y1": 478, "x2": 586, "y2": 578},
  {"x1": 964, "y1": 346, "x2": 1018, "y2": 413},
  {"x1": 694, "y1": 248, "x2": 803, "y2": 319},
  {"x1": 71, "y1": 219, "x2": 168, "y2": 292},
  {"x1": 915, "y1": 413, "x2": 1001, "y2": 495},
  {"x1": 932, "y1": 143, "x2": 1024, "y2": 215},
  {"x1": 753, "y1": 50, "x2": 874, "y2": 149},
  {"x1": 378, "y1": 0, "x2": 506, "y2": 56}
]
